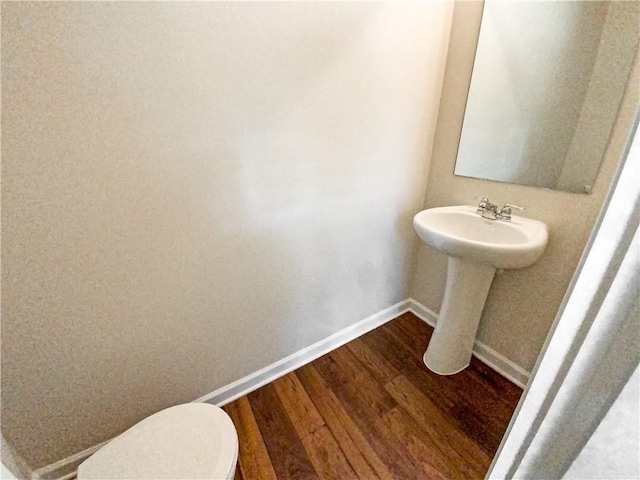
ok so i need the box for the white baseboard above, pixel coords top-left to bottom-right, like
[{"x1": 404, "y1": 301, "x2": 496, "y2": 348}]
[
  {"x1": 194, "y1": 299, "x2": 411, "y2": 406},
  {"x1": 31, "y1": 440, "x2": 110, "y2": 480},
  {"x1": 471, "y1": 341, "x2": 530, "y2": 389},
  {"x1": 407, "y1": 298, "x2": 530, "y2": 388},
  {"x1": 32, "y1": 297, "x2": 528, "y2": 480}
]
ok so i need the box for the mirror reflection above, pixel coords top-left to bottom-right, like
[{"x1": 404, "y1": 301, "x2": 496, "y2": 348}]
[{"x1": 454, "y1": 1, "x2": 638, "y2": 193}]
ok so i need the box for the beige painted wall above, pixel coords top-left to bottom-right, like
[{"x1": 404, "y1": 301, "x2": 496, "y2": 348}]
[
  {"x1": 1, "y1": 2, "x2": 453, "y2": 469},
  {"x1": 410, "y1": 2, "x2": 639, "y2": 373},
  {"x1": 557, "y1": 2, "x2": 640, "y2": 192}
]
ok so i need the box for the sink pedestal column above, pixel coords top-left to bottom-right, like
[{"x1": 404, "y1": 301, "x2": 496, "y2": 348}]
[{"x1": 424, "y1": 257, "x2": 496, "y2": 375}]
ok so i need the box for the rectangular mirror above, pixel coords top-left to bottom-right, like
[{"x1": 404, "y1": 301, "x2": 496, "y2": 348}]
[{"x1": 454, "y1": 1, "x2": 638, "y2": 193}]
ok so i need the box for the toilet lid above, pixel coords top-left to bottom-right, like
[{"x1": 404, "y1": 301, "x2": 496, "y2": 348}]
[{"x1": 78, "y1": 403, "x2": 238, "y2": 480}]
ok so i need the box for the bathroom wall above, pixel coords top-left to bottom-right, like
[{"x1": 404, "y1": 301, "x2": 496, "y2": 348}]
[
  {"x1": 410, "y1": 2, "x2": 639, "y2": 373},
  {"x1": 557, "y1": 2, "x2": 639, "y2": 192},
  {"x1": 1, "y1": 1, "x2": 453, "y2": 470}
]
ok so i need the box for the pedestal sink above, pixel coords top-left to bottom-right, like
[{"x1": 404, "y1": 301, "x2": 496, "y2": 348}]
[{"x1": 413, "y1": 205, "x2": 548, "y2": 375}]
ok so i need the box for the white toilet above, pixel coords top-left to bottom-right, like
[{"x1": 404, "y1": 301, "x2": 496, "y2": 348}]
[{"x1": 77, "y1": 403, "x2": 238, "y2": 480}]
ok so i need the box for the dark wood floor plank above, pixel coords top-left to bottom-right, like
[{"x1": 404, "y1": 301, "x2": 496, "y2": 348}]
[
  {"x1": 234, "y1": 463, "x2": 244, "y2": 480},
  {"x1": 361, "y1": 322, "x2": 455, "y2": 409},
  {"x1": 381, "y1": 406, "x2": 456, "y2": 480},
  {"x1": 385, "y1": 375, "x2": 491, "y2": 476},
  {"x1": 226, "y1": 312, "x2": 522, "y2": 479},
  {"x1": 391, "y1": 313, "x2": 521, "y2": 405},
  {"x1": 248, "y1": 384, "x2": 319, "y2": 480},
  {"x1": 346, "y1": 336, "x2": 402, "y2": 385},
  {"x1": 301, "y1": 426, "x2": 359, "y2": 480},
  {"x1": 390, "y1": 312, "x2": 434, "y2": 357},
  {"x1": 363, "y1": 321, "x2": 509, "y2": 455},
  {"x1": 224, "y1": 397, "x2": 278, "y2": 480},
  {"x1": 320, "y1": 347, "x2": 397, "y2": 417},
  {"x1": 272, "y1": 372, "x2": 325, "y2": 439},
  {"x1": 297, "y1": 364, "x2": 391, "y2": 480},
  {"x1": 384, "y1": 315, "x2": 523, "y2": 451},
  {"x1": 314, "y1": 350, "x2": 432, "y2": 479}
]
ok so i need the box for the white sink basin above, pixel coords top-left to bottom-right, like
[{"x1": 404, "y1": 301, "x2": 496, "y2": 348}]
[
  {"x1": 413, "y1": 205, "x2": 548, "y2": 269},
  {"x1": 413, "y1": 205, "x2": 549, "y2": 376}
]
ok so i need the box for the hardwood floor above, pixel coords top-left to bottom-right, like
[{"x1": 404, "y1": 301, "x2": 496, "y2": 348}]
[{"x1": 223, "y1": 312, "x2": 522, "y2": 480}]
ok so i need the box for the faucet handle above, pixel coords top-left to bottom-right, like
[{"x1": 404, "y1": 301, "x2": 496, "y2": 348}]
[
  {"x1": 498, "y1": 203, "x2": 524, "y2": 221},
  {"x1": 503, "y1": 203, "x2": 524, "y2": 212}
]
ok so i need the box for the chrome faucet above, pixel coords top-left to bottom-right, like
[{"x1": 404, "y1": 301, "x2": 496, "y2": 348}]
[
  {"x1": 473, "y1": 197, "x2": 498, "y2": 219},
  {"x1": 473, "y1": 197, "x2": 524, "y2": 221}
]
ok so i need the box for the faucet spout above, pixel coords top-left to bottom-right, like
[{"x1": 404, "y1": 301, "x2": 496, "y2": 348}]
[{"x1": 473, "y1": 196, "x2": 498, "y2": 219}]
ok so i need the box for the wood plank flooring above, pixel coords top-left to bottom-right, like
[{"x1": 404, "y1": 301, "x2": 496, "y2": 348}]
[{"x1": 223, "y1": 312, "x2": 522, "y2": 480}]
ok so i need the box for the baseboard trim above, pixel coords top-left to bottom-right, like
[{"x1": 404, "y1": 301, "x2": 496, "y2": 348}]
[
  {"x1": 31, "y1": 440, "x2": 110, "y2": 480},
  {"x1": 194, "y1": 299, "x2": 411, "y2": 406},
  {"x1": 471, "y1": 340, "x2": 530, "y2": 389},
  {"x1": 407, "y1": 298, "x2": 530, "y2": 388},
  {"x1": 32, "y1": 297, "x2": 529, "y2": 480}
]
